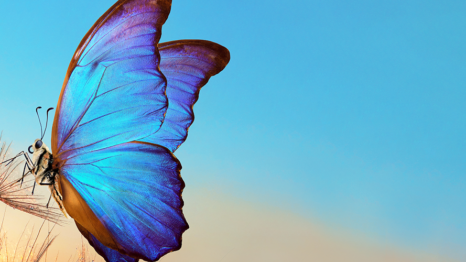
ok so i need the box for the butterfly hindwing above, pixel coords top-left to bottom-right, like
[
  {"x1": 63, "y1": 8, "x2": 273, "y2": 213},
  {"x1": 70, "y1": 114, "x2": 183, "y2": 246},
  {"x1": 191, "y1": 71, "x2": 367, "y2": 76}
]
[
  {"x1": 89, "y1": 234, "x2": 139, "y2": 262},
  {"x1": 62, "y1": 142, "x2": 187, "y2": 261},
  {"x1": 141, "y1": 40, "x2": 230, "y2": 152},
  {"x1": 76, "y1": 222, "x2": 139, "y2": 262}
]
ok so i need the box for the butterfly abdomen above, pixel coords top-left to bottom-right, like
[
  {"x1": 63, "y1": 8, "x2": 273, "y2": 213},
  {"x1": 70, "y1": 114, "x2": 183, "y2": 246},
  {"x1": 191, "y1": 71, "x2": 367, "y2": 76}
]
[{"x1": 49, "y1": 173, "x2": 68, "y2": 217}]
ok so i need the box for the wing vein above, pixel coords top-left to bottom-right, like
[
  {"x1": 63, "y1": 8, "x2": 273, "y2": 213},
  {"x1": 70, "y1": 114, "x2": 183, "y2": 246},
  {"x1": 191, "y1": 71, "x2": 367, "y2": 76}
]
[
  {"x1": 57, "y1": 67, "x2": 108, "y2": 153},
  {"x1": 79, "y1": 11, "x2": 158, "y2": 65}
]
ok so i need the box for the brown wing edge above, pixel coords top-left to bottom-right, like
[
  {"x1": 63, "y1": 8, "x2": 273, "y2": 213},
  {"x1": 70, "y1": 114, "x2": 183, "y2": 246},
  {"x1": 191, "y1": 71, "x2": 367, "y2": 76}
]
[
  {"x1": 59, "y1": 175, "x2": 119, "y2": 250},
  {"x1": 158, "y1": 39, "x2": 231, "y2": 75}
]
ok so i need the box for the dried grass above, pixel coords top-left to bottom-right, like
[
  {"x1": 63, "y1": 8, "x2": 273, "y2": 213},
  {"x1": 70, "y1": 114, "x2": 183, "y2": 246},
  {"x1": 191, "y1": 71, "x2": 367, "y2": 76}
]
[
  {"x1": 0, "y1": 208, "x2": 57, "y2": 262},
  {"x1": 0, "y1": 136, "x2": 101, "y2": 262},
  {"x1": 0, "y1": 136, "x2": 62, "y2": 224},
  {"x1": 72, "y1": 237, "x2": 98, "y2": 262}
]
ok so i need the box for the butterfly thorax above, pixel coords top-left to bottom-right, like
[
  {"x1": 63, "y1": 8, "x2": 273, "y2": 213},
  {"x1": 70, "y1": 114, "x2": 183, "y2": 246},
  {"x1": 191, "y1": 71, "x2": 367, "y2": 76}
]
[
  {"x1": 31, "y1": 142, "x2": 53, "y2": 183},
  {"x1": 30, "y1": 139, "x2": 67, "y2": 217}
]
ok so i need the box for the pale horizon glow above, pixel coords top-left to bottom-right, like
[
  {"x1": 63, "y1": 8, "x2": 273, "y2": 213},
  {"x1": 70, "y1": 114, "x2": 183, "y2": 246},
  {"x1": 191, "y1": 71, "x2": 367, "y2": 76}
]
[{"x1": 1, "y1": 187, "x2": 459, "y2": 262}]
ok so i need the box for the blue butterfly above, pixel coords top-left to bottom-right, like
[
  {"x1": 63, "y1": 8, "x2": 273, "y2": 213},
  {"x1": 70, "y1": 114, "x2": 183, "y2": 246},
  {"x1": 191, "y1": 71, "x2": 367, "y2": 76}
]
[{"x1": 10, "y1": 0, "x2": 229, "y2": 261}]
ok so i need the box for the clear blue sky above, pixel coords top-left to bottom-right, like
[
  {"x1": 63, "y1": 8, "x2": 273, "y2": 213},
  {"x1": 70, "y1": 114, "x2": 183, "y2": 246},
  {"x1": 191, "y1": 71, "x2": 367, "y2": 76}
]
[{"x1": 1, "y1": 0, "x2": 465, "y2": 260}]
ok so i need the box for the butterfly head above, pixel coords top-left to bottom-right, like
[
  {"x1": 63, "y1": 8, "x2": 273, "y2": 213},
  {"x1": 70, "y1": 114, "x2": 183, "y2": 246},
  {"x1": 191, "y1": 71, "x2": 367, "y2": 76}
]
[
  {"x1": 29, "y1": 138, "x2": 51, "y2": 159},
  {"x1": 29, "y1": 139, "x2": 44, "y2": 154},
  {"x1": 29, "y1": 106, "x2": 54, "y2": 158}
]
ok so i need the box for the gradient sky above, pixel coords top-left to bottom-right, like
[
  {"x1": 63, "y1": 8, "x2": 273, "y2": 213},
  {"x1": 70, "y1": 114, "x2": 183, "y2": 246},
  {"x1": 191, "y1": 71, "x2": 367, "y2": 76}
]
[{"x1": 0, "y1": 0, "x2": 465, "y2": 261}]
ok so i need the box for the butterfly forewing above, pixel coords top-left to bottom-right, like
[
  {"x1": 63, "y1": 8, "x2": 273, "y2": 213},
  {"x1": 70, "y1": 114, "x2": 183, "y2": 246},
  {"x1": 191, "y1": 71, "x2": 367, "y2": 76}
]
[{"x1": 51, "y1": 0, "x2": 171, "y2": 157}]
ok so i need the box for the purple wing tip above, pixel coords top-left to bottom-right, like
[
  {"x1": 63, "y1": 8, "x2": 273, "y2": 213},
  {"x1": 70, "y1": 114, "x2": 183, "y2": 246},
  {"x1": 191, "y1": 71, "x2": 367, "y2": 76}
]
[{"x1": 159, "y1": 39, "x2": 230, "y2": 75}]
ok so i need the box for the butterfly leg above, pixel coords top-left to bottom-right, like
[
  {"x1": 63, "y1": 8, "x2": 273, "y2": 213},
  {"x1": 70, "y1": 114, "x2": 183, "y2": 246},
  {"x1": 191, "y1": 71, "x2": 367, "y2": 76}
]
[
  {"x1": 38, "y1": 172, "x2": 54, "y2": 186},
  {"x1": 24, "y1": 151, "x2": 34, "y2": 167},
  {"x1": 32, "y1": 181, "x2": 36, "y2": 195},
  {"x1": 20, "y1": 161, "x2": 28, "y2": 187},
  {"x1": 1, "y1": 151, "x2": 21, "y2": 166},
  {"x1": 34, "y1": 171, "x2": 54, "y2": 198},
  {"x1": 19, "y1": 158, "x2": 33, "y2": 188},
  {"x1": 12, "y1": 151, "x2": 34, "y2": 187},
  {"x1": 46, "y1": 193, "x2": 52, "y2": 208}
]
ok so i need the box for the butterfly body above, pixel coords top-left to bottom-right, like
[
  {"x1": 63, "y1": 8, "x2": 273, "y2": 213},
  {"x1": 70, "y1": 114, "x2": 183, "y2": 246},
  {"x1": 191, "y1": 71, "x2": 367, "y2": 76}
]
[{"x1": 29, "y1": 139, "x2": 67, "y2": 216}]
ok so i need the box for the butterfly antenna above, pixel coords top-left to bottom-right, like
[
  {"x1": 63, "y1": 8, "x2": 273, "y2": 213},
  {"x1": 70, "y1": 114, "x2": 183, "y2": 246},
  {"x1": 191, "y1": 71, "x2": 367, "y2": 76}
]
[
  {"x1": 36, "y1": 106, "x2": 43, "y2": 139},
  {"x1": 41, "y1": 108, "x2": 54, "y2": 140}
]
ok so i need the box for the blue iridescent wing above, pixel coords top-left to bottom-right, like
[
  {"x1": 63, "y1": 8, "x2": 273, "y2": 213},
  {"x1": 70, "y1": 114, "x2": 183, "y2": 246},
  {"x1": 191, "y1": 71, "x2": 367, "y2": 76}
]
[
  {"x1": 51, "y1": 0, "x2": 171, "y2": 159},
  {"x1": 141, "y1": 40, "x2": 230, "y2": 152},
  {"x1": 60, "y1": 142, "x2": 187, "y2": 261},
  {"x1": 76, "y1": 222, "x2": 138, "y2": 262},
  {"x1": 89, "y1": 234, "x2": 139, "y2": 262}
]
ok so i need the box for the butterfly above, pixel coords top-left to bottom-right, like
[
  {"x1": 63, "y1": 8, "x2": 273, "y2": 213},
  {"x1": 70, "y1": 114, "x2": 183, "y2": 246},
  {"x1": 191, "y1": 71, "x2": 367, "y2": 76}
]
[{"x1": 5, "y1": 0, "x2": 229, "y2": 261}]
